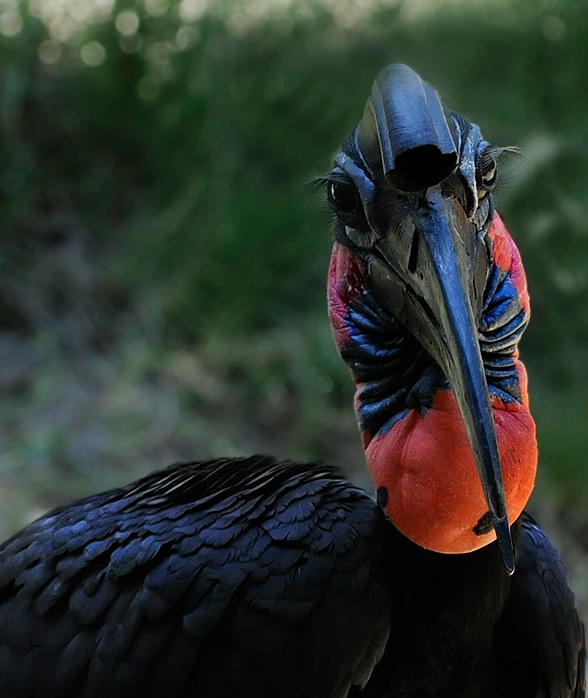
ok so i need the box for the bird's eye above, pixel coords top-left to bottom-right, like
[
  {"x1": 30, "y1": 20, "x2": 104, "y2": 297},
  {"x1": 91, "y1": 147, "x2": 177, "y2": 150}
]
[
  {"x1": 481, "y1": 163, "x2": 496, "y2": 185},
  {"x1": 328, "y1": 181, "x2": 360, "y2": 214},
  {"x1": 476, "y1": 147, "x2": 498, "y2": 192}
]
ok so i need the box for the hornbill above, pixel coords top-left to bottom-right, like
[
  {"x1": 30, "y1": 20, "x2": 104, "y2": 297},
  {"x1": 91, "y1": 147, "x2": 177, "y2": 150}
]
[{"x1": 0, "y1": 64, "x2": 584, "y2": 698}]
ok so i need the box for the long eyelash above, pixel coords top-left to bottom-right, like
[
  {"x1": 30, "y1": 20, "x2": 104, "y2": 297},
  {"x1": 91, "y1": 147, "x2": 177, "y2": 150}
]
[
  {"x1": 480, "y1": 145, "x2": 522, "y2": 165},
  {"x1": 310, "y1": 170, "x2": 355, "y2": 189},
  {"x1": 485, "y1": 145, "x2": 523, "y2": 163},
  {"x1": 483, "y1": 146, "x2": 524, "y2": 192},
  {"x1": 477, "y1": 145, "x2": 522, "y2": 191}
]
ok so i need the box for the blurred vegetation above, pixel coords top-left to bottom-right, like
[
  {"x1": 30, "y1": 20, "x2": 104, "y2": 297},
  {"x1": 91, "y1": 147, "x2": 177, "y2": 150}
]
[{"x1": 0, "y1": 0, "x2": 587, "y2": 604}]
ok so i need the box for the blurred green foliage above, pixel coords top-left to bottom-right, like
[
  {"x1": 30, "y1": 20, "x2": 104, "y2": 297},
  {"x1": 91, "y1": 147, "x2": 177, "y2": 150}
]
[{"x1": 0, "y1": 0, "x2": 588, "y2": 530}]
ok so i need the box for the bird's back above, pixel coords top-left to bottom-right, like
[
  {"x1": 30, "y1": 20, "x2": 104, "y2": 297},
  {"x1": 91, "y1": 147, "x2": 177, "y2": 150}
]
[{"x1": 0, "y1": 456, "x2": 391, "y2": 698}]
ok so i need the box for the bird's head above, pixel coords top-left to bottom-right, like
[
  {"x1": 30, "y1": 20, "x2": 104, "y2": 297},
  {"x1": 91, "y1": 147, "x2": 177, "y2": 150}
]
[{"x1": 326, "y1": 64, "x2": 537, "y2": 573}]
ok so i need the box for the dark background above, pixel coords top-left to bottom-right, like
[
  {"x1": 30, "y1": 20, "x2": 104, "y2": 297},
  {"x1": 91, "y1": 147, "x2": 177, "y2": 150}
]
[{"x1": 0, "y1": 0, "x2": 587, "y2": 618}]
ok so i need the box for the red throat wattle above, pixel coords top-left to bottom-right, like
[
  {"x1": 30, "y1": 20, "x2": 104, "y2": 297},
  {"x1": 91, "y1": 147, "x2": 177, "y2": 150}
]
[
  {"x1": 329, "y1": 213, "x2": 538, "y2": 555},
  {"x1": 365, "y1": 386, "x2": 537, "y2": 554}
]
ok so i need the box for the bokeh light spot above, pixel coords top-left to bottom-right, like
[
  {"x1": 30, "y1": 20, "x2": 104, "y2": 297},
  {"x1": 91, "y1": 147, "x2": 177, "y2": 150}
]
[
  {"x1": 176, "y1": 25, "x2": 199, "y2": 50},
  {"x1": 67, "y1": 0, "x2": 93, "y2": 24},
  {"x1": 145, "y1": 0, "x2": 169, "y2": 17},
  {"x1": 542, "y1": 15, "x2": 566, "y2": 41},
  {"x1": 37, "y1": 38, "x2": 61, "y2": 64},
  {"x1": 115, "y1": 9, "x2": 139, "y2": 36},
  {"x1": 0, "y1": 9, "x2": 23, "y2": 37},
  {"x1": 179, "y1": 0, "x2": 210, "y2": 23},
  {"x1": 49, "y1": 15, "x2": 74, "y2": 42},
  {"x1": 80, "y1": 40, "x2": 106, "y2": 66}
]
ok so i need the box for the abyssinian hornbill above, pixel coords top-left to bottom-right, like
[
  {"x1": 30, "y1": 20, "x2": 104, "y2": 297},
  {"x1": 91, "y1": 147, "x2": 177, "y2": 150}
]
[{"x1": 0, "y1": 64, "x2": 584, "y2": 697}]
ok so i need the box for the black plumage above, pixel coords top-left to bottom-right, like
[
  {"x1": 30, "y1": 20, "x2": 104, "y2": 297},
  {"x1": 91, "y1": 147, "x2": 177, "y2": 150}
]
[
  {"x1": 0, "y1": 459, "x2": 583, "y2": 697},
  {"x1": 0, "y1": 63, "x2": 585, "y2": 697},
  {"x1": 0, "y1": 458, "x2": 391, "y2": 697}
]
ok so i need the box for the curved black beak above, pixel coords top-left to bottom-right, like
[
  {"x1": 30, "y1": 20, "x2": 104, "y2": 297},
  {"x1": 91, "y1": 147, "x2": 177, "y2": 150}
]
[{"x1": 369, "y1": 188, "x2": 515, "y2": 574}]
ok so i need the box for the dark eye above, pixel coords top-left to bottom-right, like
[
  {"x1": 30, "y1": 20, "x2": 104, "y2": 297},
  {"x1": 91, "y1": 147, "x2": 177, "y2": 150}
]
[
  {"x1": 328, "y1": 181, "x2": 359, "y2": 214},
  {"x1": 476, "y1": 147, "x2": 497, "y2": 195}
]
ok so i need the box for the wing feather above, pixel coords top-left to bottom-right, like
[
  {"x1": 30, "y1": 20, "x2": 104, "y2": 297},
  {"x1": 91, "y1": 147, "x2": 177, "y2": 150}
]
[{"x1": 0, "y1": 456, "x2": 391, "y2": 698}]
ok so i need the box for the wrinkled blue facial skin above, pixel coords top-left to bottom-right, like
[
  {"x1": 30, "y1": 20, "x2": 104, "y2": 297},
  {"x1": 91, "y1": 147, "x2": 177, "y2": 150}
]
[{"x1": 339, "y1": 248, "x2": 527, "y2": 440}]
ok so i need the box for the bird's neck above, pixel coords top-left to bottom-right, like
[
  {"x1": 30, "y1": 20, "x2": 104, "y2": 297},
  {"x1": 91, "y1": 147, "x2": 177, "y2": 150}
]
[{"x1": 328, "y1": 213, "x2": 538, "y2": 554}]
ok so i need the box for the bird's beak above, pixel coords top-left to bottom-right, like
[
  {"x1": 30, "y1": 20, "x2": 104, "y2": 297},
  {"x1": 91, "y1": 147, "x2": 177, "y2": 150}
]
[{"x1": 368, "y1": 188, "x2": 515, "y2": 574}]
